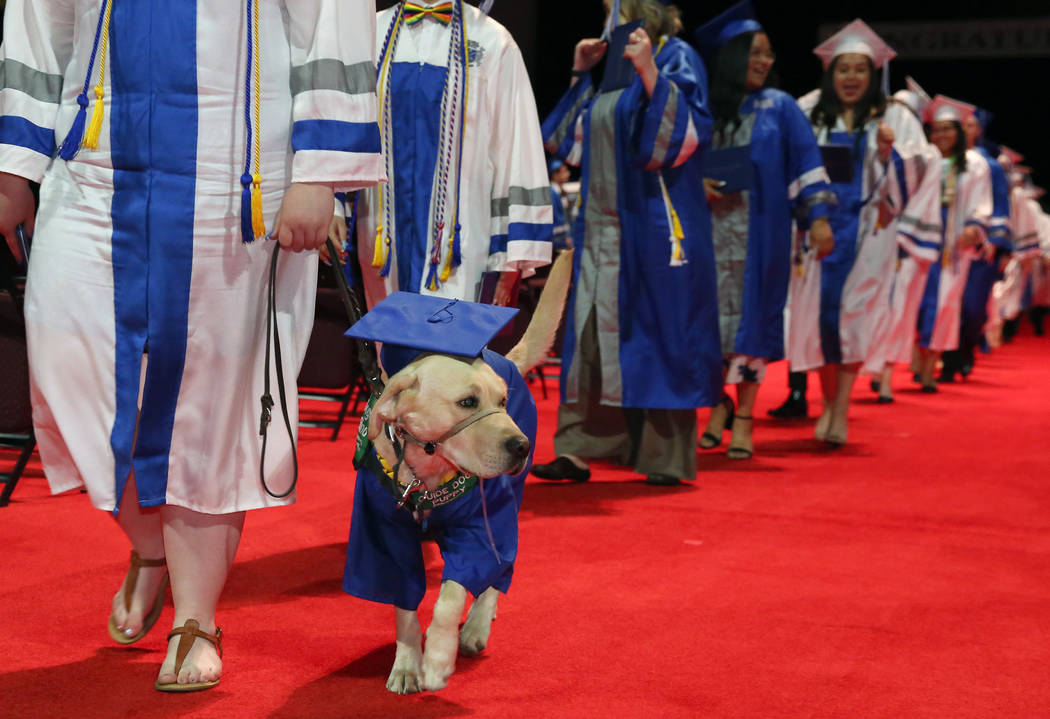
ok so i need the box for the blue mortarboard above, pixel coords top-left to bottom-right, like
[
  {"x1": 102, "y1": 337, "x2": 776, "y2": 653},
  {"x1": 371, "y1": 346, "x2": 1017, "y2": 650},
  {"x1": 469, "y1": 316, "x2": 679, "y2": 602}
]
[
  {"x1": 694, "y1": 1, "x2": 762, "y2": 63},
  {"x1": 346, "y1": 292, "x2": 519, "y2": 376},
  {"x1": 548, "y1": 157, "x2": 565, "y2": 174}
]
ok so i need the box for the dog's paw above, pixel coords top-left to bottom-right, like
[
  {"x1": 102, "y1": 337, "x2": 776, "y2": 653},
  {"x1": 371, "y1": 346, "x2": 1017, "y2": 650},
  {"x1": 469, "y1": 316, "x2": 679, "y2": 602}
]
[
  {"x1": 459, "y1": 588, "x2": 499, "y2": 656},
  {"x1": 422, "y1": 627, "x2": 458, "y2": 691},
  {"x1": 387, "y1": 641, "x2": 424, "y2": 694},
  {"x1": 459, "y1": 611, "x2": 494, "y2": 656}
]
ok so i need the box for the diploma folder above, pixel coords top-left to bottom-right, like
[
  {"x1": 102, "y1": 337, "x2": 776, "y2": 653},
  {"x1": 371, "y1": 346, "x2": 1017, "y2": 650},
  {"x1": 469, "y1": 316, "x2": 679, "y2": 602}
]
[
  {"x1": 599, "y1": 20, "x2": 645, "y2": 94},
  {"x1": 699, "y1": 146, "x2": 756, "y2": 194},
  {"x1": 819, "y1": 144, "x2": 854, "y2": 184}
]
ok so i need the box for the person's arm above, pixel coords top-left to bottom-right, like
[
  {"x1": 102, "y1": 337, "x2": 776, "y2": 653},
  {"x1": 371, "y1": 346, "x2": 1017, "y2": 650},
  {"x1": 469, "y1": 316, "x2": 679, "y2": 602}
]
[
  {"x1": 274, "y1": 0, "x2": 384, "y2": 252},
  {"x1": 541, "y1": 41, "x2": 600, "y2": 167},
  {"x1": 782, "y1": 95, "x2": 836, "y2": 259},
  {"x1": 0, "y1": 0, "x2": 76, "y2": 259},
  {"x1": 632, "y1": 41, "x2": 712, "y2": 172},
  {"x1": 486, "y1": 36, "x2": 552, "y2": 291}
]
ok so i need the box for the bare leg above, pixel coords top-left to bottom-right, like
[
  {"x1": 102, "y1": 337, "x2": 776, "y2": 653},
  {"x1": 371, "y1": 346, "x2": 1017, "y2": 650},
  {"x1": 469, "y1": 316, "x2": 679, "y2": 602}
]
[
  {"x1": 728, "y1": 381, "x2": 759, "y2": 458},
  {"x1": 815, "y1": 364, "x2": 837, "y2": 441},
  {"x1": 388, "y1": 608, "x2": 424, "y2": 694},
  {"x1": 827, "y1": 362, "x2": 860, "y2": 445},
  {"x1": 878, "y1": 364, "x2": 894, "y2": 401},
  {"x1": 155, "y1": 506, "x2": 245, "y2": 687},
  {"x1": 919, "y1": 349, "x2": 939, "y2": 390},
  {"x1": 110, "y1": 473, "x2": 167, "y2": 639},
  {"x1": 460, "y1": 586, "x2": 500, "y2": 656},
  {"x1": 423, "y1": 580, "x2": 468, "y2": 691}
]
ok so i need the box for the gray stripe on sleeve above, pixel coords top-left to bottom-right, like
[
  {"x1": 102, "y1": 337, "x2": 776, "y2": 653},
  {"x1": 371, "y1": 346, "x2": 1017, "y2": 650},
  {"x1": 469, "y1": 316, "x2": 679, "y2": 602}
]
[
  {"x1": 647, "y1": 81, "x2": 680, "y2": 169},
  {"x1": 0, "y1": 59, "x2": 63, "y2": 104},
  {"x1": 290, "y1": 59, "x2": 376, "y2": 97},
  {"x1": 545, "y1": 86, "x2": 594, "y2": 154},
  {"x1": 491, "y1": 186, "x2": 552, "y2": 218}
]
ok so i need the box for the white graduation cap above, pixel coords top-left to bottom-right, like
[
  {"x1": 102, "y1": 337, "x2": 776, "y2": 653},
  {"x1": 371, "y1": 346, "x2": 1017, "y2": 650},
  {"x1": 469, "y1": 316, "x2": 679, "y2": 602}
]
[
  {"x1": 923, "y1": 95, "x2": 976, "y2": 125},
  {"x1": 813, "y1": 19, "x2": 897, "y2": 70},
  {"x1": 893, "y1": 78, "x2": 931, "y2": 118},
  {"x1": 999, "y1": 145, "x2": 1024, "y2": 167}
]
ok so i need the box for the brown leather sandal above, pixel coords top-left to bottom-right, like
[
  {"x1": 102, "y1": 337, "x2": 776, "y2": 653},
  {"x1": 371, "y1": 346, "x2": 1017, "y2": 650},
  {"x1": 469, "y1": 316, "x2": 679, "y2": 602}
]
[
  {"x1": 107, "y1": 550, "x2": 168, "y2": 645},
  {"x1": 154, "y1": 619, "x2": 224, "y2": 692}
]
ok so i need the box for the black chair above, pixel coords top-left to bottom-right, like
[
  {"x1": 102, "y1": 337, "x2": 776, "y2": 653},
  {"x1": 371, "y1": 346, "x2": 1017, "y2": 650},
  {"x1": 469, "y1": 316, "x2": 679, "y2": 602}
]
[
  {"x1": 297, "y1": 278, "x2": 369, "y2": 442},
  {"x1": 0, "y1": 261, "x2": 36, "y2": 507}
]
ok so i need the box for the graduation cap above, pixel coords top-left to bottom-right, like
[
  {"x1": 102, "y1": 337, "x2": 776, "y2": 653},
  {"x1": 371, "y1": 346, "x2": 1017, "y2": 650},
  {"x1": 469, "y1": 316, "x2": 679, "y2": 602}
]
[
  {"x1": 999, "y1": 145, "x2": 1024, "y2": 168},
  {"x1": 346, "y1": 292, "x2": 519, "y2": 377},
  {"x1": 694, "y1": 0, "x2": 763, "y2": 64},
  {"x1": 814, "y1": 19, "x2": 896, "y2": 69},
  {"x1": 923, "y1": 95, "x2": 976, "y2": 126},
  {"x1": 973, "y1": 107, "x2": 994, "y2": 132},
  {"x1": 814, "y1": 19, "x2": 896, "y2": 95},
  {"x1": 893, "y1": 76, "x2": 932, "y2": 117}
]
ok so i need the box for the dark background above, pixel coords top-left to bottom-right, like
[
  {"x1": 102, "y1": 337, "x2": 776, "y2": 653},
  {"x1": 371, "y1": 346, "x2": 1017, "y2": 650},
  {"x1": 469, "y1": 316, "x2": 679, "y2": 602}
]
[{"x1": 378, "y1": 0, "x2": 1049, "y2": 205}]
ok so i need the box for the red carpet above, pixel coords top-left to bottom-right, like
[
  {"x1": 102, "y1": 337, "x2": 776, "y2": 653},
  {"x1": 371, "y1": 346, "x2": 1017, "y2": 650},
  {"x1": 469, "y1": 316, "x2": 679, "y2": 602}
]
[{"x1": 2, "y1": 333, "x2": 1049, "y2": 719}]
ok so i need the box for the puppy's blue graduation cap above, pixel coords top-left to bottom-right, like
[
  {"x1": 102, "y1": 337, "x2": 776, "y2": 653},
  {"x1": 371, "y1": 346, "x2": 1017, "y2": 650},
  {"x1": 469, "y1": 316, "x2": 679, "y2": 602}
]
[
  {"x1": 346, "y1": 292, "x2": 519, "y2": 376},
  {"x1": 694, "y1": 1, "x2": 762, "y2": 65}
]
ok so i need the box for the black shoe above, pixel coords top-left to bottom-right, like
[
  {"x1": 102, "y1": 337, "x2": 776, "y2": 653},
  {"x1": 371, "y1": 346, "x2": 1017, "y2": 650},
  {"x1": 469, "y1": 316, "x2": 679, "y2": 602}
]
[
  {"x1": 921, "y1": 384, "x2": 938, "y2": 394},
  {"x1": 937, "y1": 373, "x2": 956, "y2": 383},
  {"x1": 531, "y1": 457, "x2": 590, "y2": 482},
  {"x1": 644, "y1": 474, "x2": 682, "y2": 486},
  {"x1": 877, "y1": 395, "x2": 894, "y2": 404},
  {"x1": 960, "y1": 363, "x2": 973, "y2": 378},
  {"x1": 767, "y1": 391, "x2": 808, "y2": 419},
  {"x1": 869, "y1": 378, "x2": 880, "y2": 393}
]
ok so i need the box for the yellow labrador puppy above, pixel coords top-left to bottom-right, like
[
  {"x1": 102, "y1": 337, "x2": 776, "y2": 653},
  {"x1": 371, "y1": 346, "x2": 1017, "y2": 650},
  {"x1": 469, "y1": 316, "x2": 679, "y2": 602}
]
[{"x1": 343, "y1": 252, "x2": 571, "y2": 693}]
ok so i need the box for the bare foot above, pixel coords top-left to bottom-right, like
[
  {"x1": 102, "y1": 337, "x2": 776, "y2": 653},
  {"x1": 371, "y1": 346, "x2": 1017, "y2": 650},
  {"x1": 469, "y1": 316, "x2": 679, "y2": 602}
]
[
  {"x1": 826, "y1": 407, "x2": 848, "y2": 446},
  {"x1": 110, "y1": 562, "x2": 168, "y2": 640},
  {"x1": 727, "y1": 416, "x2": 754, "y2": 459},
  {"x1": 156, "y1": 620, "x2": 222, "y2": 687},
  {"x1": 814, "y1": 406, "x2": 832, "y2": 442}
]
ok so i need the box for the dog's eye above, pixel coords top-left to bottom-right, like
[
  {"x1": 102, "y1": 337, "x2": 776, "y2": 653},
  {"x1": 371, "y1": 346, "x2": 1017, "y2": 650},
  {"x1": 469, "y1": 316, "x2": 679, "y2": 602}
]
[
  {"x1": 458, "y1": 396, "x2": 479, "y2": 409},
  {"x1": 499, "y1": 396, "x2": 507, "y2": 408}
]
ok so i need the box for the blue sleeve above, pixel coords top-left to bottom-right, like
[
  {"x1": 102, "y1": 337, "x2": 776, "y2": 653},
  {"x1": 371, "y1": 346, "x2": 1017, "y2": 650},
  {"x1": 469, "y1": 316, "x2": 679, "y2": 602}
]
[
  {"x1": 633, "y1": 41, "x2": 712, "y2": 171},
  {"x1": 780, "y1": 95, "x2": 835, "y2": 229},
  {"x1": 541, "y1": 74, "x2": 594, "y2": 162}
]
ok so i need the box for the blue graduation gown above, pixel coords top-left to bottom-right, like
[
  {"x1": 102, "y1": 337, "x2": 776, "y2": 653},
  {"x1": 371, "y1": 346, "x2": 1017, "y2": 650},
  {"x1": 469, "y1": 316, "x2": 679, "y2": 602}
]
[
  {"x1": 541, "y1": 38, "x2": 722, "y2": 410},
  {"x1": 719, "y1": 89, "x2": 835, "y2": 361},
  {"x1": 342, "y1": 350, "x2": 536, "y2": 611}
]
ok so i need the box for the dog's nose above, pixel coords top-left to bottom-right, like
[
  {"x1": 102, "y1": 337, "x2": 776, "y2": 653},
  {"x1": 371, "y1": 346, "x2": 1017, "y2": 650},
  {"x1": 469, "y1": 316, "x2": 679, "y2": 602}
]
[{"x1": 504, "y1": 435, "x2": 530, "y2": 460}]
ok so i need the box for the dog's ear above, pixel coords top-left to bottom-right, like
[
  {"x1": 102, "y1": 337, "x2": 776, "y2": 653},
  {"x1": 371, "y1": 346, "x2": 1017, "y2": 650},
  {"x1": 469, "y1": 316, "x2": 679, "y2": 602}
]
[{"x1": 370, "y1": 369, "x2": 420, "y2": 440}]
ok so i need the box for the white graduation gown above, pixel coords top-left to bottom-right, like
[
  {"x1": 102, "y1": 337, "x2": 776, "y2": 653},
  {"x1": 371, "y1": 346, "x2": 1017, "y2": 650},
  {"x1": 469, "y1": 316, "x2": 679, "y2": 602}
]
[
  {"x1": 0, "y1": 0, "x2": 383, "y2": 513},
  {"x1": 355, "y1": 3, "x2": 552, "y2": 307}
]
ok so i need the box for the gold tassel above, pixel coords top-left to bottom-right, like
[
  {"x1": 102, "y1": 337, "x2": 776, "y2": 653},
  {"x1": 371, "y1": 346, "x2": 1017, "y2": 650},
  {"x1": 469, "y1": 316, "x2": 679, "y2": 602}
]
[
  {"x1": 372, "y1": 224, "x2": 386, "y2": 268},
  {"x1": 83, "y1": 84, "x2": 106, "y2": 150},
  {"x1": 250, "y1": 173, "x2": 265, "y2": 239}
]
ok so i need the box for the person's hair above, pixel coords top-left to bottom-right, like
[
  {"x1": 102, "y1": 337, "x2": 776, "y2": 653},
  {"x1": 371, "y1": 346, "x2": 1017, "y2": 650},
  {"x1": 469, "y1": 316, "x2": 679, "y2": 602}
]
[
  {"x1": 709, "y1": 31, "x2": 779, "y2": 141},
  {"x1": 619, "y1": 0, "x2": 679, "y2": 42},
  {"x1": 809, "y1": 55, "x2": 886, "y2": 154},
  {"x1": 925, "y1": 120, "x2": 968, "y2": 173}
]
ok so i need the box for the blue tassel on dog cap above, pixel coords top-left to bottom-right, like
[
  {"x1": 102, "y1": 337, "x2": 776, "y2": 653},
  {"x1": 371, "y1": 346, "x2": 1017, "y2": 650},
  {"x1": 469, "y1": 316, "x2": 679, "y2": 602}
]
[{"x1": 346, "y1": 292, "x2": 518, "y2": 376}]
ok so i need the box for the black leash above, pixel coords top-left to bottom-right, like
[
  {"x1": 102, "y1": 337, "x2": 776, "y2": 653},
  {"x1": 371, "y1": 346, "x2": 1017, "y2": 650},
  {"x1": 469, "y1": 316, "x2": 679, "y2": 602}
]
[
  {"x1": 258, "y1": 237, "x2": 383, "y2": 499},
  {"x1": 259, "y1": 242, "x2": 297, "y2": 499}
]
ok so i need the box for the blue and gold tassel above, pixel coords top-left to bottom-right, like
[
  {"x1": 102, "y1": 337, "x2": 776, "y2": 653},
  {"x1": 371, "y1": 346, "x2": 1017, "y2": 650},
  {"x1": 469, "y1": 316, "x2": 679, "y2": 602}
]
[
  {"x1": 240, "y1": 0, "x2": 265, "y2": 243},
  {"x1": 59, "y1": 0, "x2": 112, "y2": 161}
]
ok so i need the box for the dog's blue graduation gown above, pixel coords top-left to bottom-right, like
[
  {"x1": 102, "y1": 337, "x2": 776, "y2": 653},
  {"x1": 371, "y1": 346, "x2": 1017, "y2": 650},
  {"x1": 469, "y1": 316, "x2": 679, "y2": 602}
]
[{"x1": 342, "y1": 349, "x2": 536, "y2": 610}]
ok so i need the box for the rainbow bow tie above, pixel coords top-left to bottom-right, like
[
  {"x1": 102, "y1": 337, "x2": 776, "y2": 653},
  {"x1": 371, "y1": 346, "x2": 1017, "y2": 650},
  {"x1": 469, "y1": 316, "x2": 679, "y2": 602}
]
[{"x1": 403, "y1": 2, "x2": 454, "y2": 25}]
